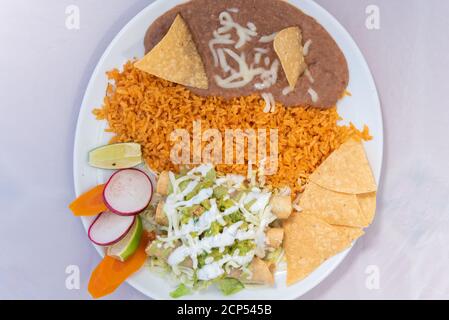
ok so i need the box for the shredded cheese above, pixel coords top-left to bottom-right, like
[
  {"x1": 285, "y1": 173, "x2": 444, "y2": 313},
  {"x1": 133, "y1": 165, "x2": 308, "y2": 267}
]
[
  {"x1": 215, "y1": 50, "x2": 260, "y2": 88},
  {"x1": 262, "y1": 93, "x2": 272, "y2": 113},
  {"x1": 217, "y1": 12, "x2": 257, "y2": 49},
  {"x1": 269, "y1": 94, "x2": 276, "y2": 113},
  {"x1": 304, "y1": 69, "x2": 315, "y2": 83},
  {"x1": 303, "y1": 39, "x2": 312, "y2": 56},
  {"x1": 254, "y1": 52, "x2": 262, "y2": 65},
  {"x1": 254, "y1": 59, "x2": 280, "y2": 90},
  {"x1": 253, "y1": 48, "x2": 269, "y2": 66},
  {"x1": 282, "y1": 86, "x2": 294, "y2": 96},
  {"x1": 261, "y1": 93, "x2": 276, "y2": 113},
  {"x1": 259, "y1": 32, "x2": 278, "y2": 43},
  {"x1": 217, "y1": 48, "x2": 234, "y2": 73},
  {"x1": 209, "y1": 11, "x2": 280, "y2": 91},
  {"x1": 308, "y1": 88, "x2": 319, "y2": 103},
  {"x1": 254, "y1": 48, "x2": 269, "y2": 54},
  {"x1": 209, "y1": 32, "x2": 235, "y2": 67},
  {"x1": 247, "y1": 22, "x2": 257, "y2": 32},
  {"x1": 264, "y1": 56, "x2": 270, "y2": 67}
]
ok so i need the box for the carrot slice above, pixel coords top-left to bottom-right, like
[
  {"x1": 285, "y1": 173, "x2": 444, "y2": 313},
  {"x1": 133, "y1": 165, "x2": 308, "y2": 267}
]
[
  {"x1": 69, "y1": 184, "x2": 107, "y2": 216},
  {"x1": 88, "y1": 232, "x2": 155, "y2": 299}
]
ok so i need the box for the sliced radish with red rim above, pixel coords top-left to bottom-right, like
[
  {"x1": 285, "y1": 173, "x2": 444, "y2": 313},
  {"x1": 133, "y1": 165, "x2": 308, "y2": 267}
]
[
  {"x1": 88, "y1": 212, "x2": 136, "y2": 246},
  {"x1": 103, "y1": 168, "x2": 153, "y2": 216}
]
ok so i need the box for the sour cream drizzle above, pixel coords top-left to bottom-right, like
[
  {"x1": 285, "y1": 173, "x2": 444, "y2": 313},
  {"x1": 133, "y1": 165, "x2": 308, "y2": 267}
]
[
  {"x1": 197, "y1": 250, "x2": 255, "y2": 280},
  {"x1": 188, "y1": 163, "x2": 214, "y2": 177},
  {"x1": 168, "y1": 221, "x2": 246, "y2": 267}
]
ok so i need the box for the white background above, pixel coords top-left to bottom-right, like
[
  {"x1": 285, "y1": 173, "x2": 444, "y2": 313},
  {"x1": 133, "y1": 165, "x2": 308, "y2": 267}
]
[{"x1": 0, "y1": 0, "x2": 448, "y2": 299}]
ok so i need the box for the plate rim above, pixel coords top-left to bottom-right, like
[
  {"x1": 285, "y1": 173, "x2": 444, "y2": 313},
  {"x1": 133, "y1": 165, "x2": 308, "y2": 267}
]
[{"x1": 73, "y1": 0, "x2": 383, "y2": 300}]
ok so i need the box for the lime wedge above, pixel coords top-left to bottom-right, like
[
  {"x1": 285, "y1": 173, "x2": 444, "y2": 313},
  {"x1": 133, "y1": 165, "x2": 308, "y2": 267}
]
[
  {"x1": 107, "y1": 216, "x2": 143, "y2": 262},
  {"x1": 89, "y1": 143, "x2": 143, "y2": 169}
]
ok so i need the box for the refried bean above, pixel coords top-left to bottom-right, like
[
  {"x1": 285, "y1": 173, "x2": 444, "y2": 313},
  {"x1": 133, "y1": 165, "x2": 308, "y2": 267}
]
[{"x1": 144, "y1": 0, "x2": 349, "y2": 109}]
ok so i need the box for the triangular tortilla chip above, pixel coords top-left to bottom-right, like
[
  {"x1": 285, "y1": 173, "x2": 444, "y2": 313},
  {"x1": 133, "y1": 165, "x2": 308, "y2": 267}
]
[
  {"x1": 310, "y1": 140, "x2": 377, "y2": 194},
  {"x1": 283, "y1": 211, "x2": 353, "y2": 285},
  {"x1": 274, "y1": 27, "x2": 307, "y2": 89},
  {"x1": 135, "y1": 15, "x2": 208, "y2": 89},
  {"x1": 300, "y1": 182, "x2": 369, "y2": 227},
  {"x1": 357, "y1": 192, "x2": 377, "y2": 226},
  {"x1": 334, "y1": 225, "x2": 365, "y2": 243}
]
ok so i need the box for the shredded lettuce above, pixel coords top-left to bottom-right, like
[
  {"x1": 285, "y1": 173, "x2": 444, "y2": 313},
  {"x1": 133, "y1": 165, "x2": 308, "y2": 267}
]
[
  {"x1": 186, "y1": 180, "x2": 214, "y2": 200},
  {"x1": 154, "y1": 165, "x2": 278, "y2": 297},
  {"x1": 232, "y1": 240, "x2": 256, "y2": 256},
  {"x1": 217, "y1": 278, "x2": 245, "y2": 296},
  {"x1": 244, "y1": 199, "x2": 257, "y2": 211},
  {"x1": 147, "y1": 241, "x2": 175, "y2": 260},
  {"x1": 170, "y1": 284, "x2": 191, "y2": 299},
  {"x1": 178, "y1": 180, "x2": 190, "y2": 192},
  {"x1": 198, "y1": 248, "x2": 228, "y2": 267},
  {"x1": 231, "y1": 190, "x2": 245, "y2": 202},
  {"x1": 265, "y1": 247, "x2": 283, "y2": 264},
  {"x1": 180, "y1": 212, "x2": 192, "y2": 225}
]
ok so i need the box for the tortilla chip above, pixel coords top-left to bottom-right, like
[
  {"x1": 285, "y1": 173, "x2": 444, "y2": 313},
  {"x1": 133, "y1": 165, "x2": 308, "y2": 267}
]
[
  {"x1": 274, "y1": 27, "x2": 307, "y2": 89},
  {"x1": 300, "y1": 182, "x2": 369, "y2": 227},
  {"x1": 357, "y1": 192, "x2": 377, "y2": 226},
  {"x1": 135, "y1": 15, "x2": 208, "y2": 89},
  {"x1": 310, "y1": 140, "x2": 377, "y2": 194},
  {"x1": 283, "y1": 211, "x2": 353, "y2": 285},
  {"x1": 334, "y1": 225, "x2": 365, "y2": 243}
]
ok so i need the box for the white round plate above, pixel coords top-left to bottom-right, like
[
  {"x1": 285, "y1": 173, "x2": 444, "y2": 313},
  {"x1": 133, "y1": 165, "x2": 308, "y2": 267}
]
[{"x1": 74, "y1": 0, "x2": 383, "y2": 300}]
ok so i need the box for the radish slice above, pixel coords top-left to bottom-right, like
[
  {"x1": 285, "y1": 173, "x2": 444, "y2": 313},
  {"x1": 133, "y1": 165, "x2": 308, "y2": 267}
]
[
  {"x1": 88, "y1": 212, "x2": 135, "y2": 246},
  {"x1": 103, "y1": 168, "x2": 153, "y2": 216}
]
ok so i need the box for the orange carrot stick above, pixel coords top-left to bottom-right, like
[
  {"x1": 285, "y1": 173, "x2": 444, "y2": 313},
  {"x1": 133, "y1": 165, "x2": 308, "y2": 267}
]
[
  {"x1": 88, "y1": 232, "x2": 155, "y2": 299},
  {"x1": 69, "y1": 184, "x2": 107, "y2": 216}
]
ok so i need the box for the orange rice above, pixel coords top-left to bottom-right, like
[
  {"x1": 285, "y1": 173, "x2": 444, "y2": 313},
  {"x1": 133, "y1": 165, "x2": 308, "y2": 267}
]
[{"x1": 93, "y1": 61, "x2": 371, "y2": 194}]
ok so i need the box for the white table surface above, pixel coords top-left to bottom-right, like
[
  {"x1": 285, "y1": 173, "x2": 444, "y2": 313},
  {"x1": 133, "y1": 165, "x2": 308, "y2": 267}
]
[{"x1": 1, "y1": 0, "x2": 448, "y2": 300}]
